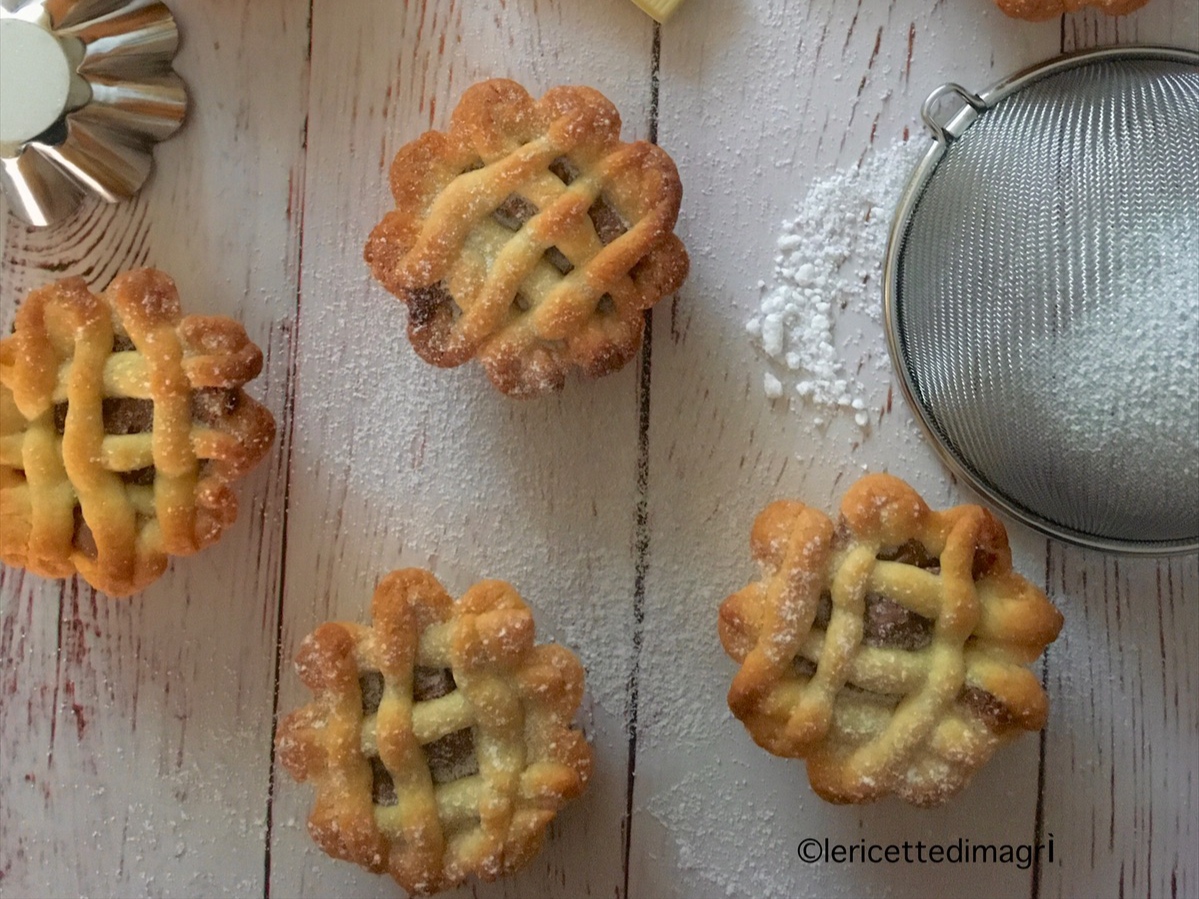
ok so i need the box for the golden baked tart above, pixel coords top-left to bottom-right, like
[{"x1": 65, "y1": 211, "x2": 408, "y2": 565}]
[
  {"x1": 996, "y1": 0, "x2": 1150, "y2": 19},
  {"x1": 719, "y1": 473, "x2": 1063, "y2": 807},
  {"x1": 0, "y1": 270, "x2": 275, "y2": 596},
  {"x1": 365, "y1": 78, "x2": 689, "y2": 396},
  {"x1": 276, "y1": 568, "x2": 592, "y2": 895}
]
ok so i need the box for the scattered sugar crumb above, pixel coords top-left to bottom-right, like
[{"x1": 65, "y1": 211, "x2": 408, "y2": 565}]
[{"x1": 746, "y1": 139, "x2": 922, "y2": 434}]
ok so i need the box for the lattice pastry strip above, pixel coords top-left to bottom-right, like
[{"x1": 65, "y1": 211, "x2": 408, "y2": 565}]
[
  {"x1": 366, "y1": 78, "x2": 689, "y2": 395},
  {"x1": 276, "y1": 569, "x2": 592, "y2": 895},
  {"x1": 996, "y1": 0, "x2": 1149, "y2": 20},
  {"x1": 718, "y1": 473, "x2": 1063, "y2": 807},
  {"x1": 0, "y1": 270, "x2": 275, "y2": 595}
]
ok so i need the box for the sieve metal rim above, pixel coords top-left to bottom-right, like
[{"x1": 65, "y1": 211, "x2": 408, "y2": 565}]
[{"x1": 883, "y1": 46, "x2": 1199, "y2": 556}]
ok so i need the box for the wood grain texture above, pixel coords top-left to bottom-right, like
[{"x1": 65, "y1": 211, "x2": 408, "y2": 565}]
[
  {"x1": 1, "y1": 0, "x2": 1196, "y2": 897},
  {"x1": 1037, "y1": 9, "x2": 1199, "y2": 899},
  {"x1": 0, "y1": 0, "x2": 309, "y2": 894},
  {"x1": 630, "y1": 2, "x2": 1057, "y2": 894},
  {"x1": 263, "y1": 1, "x2": 653, "y2": 897},
  {"x1": 629, "y1": 1, "x2": 1197, "y2": 897},
  {"x1": 1037, "y1": 550, "x2": 1199, "y2": 899}
]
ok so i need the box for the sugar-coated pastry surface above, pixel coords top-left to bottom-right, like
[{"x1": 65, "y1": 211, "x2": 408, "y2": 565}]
[
  {"x1": 0, "y1": 269, "x2": 275, "y2": 596},
  {"x1": 276, "y1": 568, "x2": 593, "y2": 895},
  {"x1": 365, "y1": 78, "x2": 688, "y2": 396},
  {"x1": 719, "y1": 473, "x2": 1063, "y2": 807},
  {"x1": 996, "y1": 0, "x2": 1150, "y2": 19}
]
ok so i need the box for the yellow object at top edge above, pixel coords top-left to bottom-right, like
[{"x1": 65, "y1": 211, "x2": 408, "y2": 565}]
[{"x1": 628, "y1": 0, "x2": 685, "y2": 23}]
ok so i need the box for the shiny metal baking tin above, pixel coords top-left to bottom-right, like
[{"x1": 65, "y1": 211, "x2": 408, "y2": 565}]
[{"x1": 0, "y1": 0, "x2": 187, "y2": 226}]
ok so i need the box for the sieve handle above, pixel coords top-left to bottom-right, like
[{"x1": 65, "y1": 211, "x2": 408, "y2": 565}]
[{"x1": 921, "y1": 83, "x2": 988, "y2": 144}]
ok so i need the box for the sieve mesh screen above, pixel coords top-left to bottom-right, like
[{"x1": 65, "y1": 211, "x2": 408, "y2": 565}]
[{"x1": 892, "y1": 54, "x2": 1199, "y2": 550}]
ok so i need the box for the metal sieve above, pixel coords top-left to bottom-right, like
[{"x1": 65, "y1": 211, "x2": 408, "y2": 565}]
[{"x1": 884, "y1": 47, "x2": 1199, "y2": 555}]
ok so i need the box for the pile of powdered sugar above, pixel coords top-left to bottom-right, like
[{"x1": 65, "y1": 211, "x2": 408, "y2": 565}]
[{"x1": 745, "y1": 139, "x2": 922, "y2": 428}]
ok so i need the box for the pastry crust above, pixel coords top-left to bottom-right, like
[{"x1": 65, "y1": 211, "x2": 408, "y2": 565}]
[
  {"x1": 365, "y1": 78, "x2": 689, "y2": 396},
  {"x1": 719, "y1": 473, "x2": 1063, "y2": 807},
  {"x1": 0, "y1": 270, "x2": 275, "y2": 596},
  {"x1": 276, "y1": 568, "x2": 593, "y2": 895},
  {"x1": 996, "y1": 0, "x2": 1150, "y2": 21}
]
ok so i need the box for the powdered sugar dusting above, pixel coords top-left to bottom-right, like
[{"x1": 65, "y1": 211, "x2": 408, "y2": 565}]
[
  {"x1": 1017, "y1": 217, "x2": 1199, "y2": 533},
  {"x1": 644, "y1": 759, "x2": 801, "y2": 899},
  {"x1": 1047, "y1": 226, "x2": 1198, "y2": 461},
  {"x1": 746, "y1": 139, "x2": 922, "y2": 431}
]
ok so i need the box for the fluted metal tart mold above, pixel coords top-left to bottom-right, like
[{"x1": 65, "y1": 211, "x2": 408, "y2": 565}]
[{"x1": 0, "y1": 0, "x2": 187, "y2": 227}]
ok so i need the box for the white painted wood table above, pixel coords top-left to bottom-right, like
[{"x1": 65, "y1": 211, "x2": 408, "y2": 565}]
[{"x1": 2, "y1": 0, "x2": 1197, "y2": 896}]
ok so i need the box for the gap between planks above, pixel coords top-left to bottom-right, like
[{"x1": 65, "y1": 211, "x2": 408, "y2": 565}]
[{"x1": 622, "y1": 20, "x2": 663, "y2": 899}]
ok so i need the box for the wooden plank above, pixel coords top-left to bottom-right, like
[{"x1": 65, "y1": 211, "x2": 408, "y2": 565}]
[
  {"x1": 2, "y1": 0, "x2": 1193, "y2": 894},
  {"x1": 1036, "y1": 7, "x2": 1199, "y2": 899},
  {"x1": 628, "y1": 0, "x2": 1069, "y2": 896},
  {"x1": 0, "y1": 0, "x2": 308, "y2": 893},
  {"x1": 1037, "y1": 550, "x2": 1199, "y2": 899},
  {"x1": 264, "y1": 1, "x2": 654, "y2": 896},
  {"x1": 1060, "y1": 0, "x2": 1197, "y2": 49}
]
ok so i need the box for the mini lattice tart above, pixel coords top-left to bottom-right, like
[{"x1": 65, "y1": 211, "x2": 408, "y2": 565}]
[
  {"x1": 365, "y1": 78, "x2": 689, "y2": 396},
  {"x1": 718, "y1": 473, "x2": 1063, "y2": 807},
  {"x1": 0, "y1": 270, "x2": 275, "y2": 596},
  {"x1": 276, "y1": 568, "x2": 592, "y2": 895},
  {"x1": 996, "y1": 0, "x2": 1150, "y2": 19}
]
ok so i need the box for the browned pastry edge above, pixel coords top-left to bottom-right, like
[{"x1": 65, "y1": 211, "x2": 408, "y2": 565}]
[
  {"x1": 718, "y1": 473, "x2": 1064, "y2": 807},
  {"x1": 275, "y1": 569, "x2": 592, "y2": 895},
  {"x1": 0, "y1": 269, "x2": 275, "y2": 596},
  {"x1": 364, "y1": 78, "x2": 688, "y2": 396},
  {"x1": 996, "y1": 0, "x2": 1151, "y2": 20}
]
